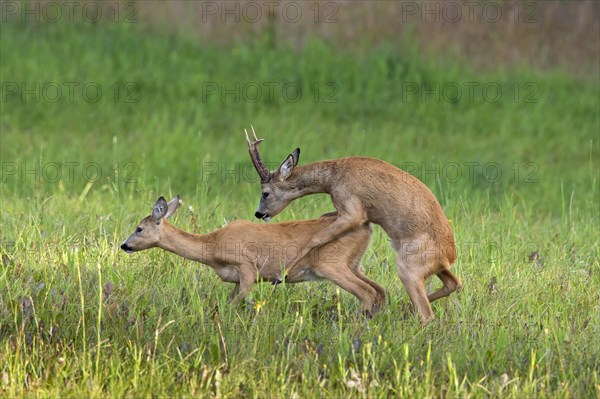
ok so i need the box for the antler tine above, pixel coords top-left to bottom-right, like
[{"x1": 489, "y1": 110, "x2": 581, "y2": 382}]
[
  {"x1": 250, "y1": 125, "x2": 262, "y2": 143},
  {"x1": 245, "y1": 127, "x2": 264, "y2": 145},
  {"x1": 245, "y1": 126, "x2": 271, "y2": 183}
]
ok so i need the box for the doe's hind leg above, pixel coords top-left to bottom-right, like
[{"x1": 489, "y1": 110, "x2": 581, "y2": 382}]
[
  {"x1": 349, "y1": 261, "x2": 386, "y2": 311},
  {"x1": 316, "y1": 266, "x2": 379, "y2": 316}
]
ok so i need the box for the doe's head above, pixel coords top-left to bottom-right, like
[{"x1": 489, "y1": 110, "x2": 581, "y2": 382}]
[
  {"x1": 121, "y1": 196, "x2": 182, "y2": 253},
  {"x1": 245, "y1": 126, "x2": 300, "y2": 221}
]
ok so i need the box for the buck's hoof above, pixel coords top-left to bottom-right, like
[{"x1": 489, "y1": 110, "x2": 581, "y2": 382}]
[{"x1": 362, "y1": 304, "x2": 379, "y2": 319}]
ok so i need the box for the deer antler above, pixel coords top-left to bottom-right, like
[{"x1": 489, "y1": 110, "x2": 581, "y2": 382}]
[{"x1": 245, "y1": 125, "x2": 272, "y2": 183}]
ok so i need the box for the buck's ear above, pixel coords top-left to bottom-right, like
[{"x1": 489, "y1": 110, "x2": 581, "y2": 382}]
[
  {"x1": 291, "y1": 148, "x2": 300, "y2": 166},
  {"x1": 152, "y1": 196, "x2": 169, "y2": 221},
  {"x1": 278, "y1": 148, "x2": 300, "y2": 180},
  {"x1": 165, "y1": 195, "x2": 182, "y2": 219}
]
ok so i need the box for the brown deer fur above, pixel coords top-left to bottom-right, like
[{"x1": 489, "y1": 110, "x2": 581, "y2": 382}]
[
  {"x1": 246, "y1": 128, "x2": 461, "y2": 324},
  {"x1": 121, "y1": 196, "x2": 386, "y2": 315}
]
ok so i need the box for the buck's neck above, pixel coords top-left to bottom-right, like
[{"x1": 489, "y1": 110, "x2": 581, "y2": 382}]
[
  {"x1": 158, "y1": 221, "x2": 217, "y2": 265},
  {"x1": 289, "y1": 161, "x2": 336, "y2": 196}
]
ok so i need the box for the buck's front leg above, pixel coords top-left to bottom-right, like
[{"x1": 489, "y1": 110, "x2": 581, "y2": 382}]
[{"x1": 287, "y1": 201, "x2": 366, "y2": 273}]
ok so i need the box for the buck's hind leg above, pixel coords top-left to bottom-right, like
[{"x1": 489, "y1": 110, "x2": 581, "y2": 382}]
[
  {"x1": 396, "y1": 260, "x2": 433, "y2": 324},
  {"x1": 394, "y1": 236, "x2": 440, "y2": 324},
  {"x1": 427, "y1": 269, "x2": 462, "y2": 303}
]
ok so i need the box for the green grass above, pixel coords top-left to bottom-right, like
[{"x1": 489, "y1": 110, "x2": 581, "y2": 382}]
[{"x1": 1, "y1": 19, "x2": 599, "y2": 398}]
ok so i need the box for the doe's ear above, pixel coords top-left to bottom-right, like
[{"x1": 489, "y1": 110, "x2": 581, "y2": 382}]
[
  {"x1": 152, "y1": 196, "x2": 169, "y2": 221},
  {"x1": 165, "y1": 195, "x2": 182, "y2": 219},
  {"x1": 278, "y1": 148, "x2": 300, "y2": 180}
]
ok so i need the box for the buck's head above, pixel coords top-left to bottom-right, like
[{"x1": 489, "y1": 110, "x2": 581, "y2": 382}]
[
  {"x1": 121, "y1": 196, "x2": 182, "y2": 253},
  {"x1": 245, "y1": 126, "x2": 300, "y2": 221}
]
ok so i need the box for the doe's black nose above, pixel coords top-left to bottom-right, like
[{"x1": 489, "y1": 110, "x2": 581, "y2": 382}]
[
  {"x1": 121, "y1": 243, "x2": 132, "y2": 251},
  {"x1": 255, "y1": 211, "x2": 265, "y2": 219}
]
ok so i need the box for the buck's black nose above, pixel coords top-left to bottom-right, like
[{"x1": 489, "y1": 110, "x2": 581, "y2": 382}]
[
  {"x1": 121, "y1": 243, "x2": 132, "y2": 252},
  {"x1": 255, "y1": 211, "x2": 265, "y2": 219}
]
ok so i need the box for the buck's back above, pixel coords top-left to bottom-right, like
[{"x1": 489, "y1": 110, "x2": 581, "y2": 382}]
[{"x1": 324, "y1": 157, "x2": 453, "y2": 242}]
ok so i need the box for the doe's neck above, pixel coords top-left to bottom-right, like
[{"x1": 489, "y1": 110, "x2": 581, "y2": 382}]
[{"x1": 157, "y1": 221, "x2": 215, "y2": 264}]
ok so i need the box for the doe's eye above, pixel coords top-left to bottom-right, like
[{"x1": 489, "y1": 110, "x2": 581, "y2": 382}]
[
  {"x1": 262, "y1": 192, "x2": 269, "y2": 199},
  {"x1": 136, "y1": 227, "x2": 143, "y2": 233}
]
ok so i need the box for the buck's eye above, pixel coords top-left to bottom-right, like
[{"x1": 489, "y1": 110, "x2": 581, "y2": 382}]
[
  {"x1": 136, "y1": 227, "x2": 143, "y2": 233},
  {"x1": 262, "y1": 192, "x2": 269, "y2": 199}
]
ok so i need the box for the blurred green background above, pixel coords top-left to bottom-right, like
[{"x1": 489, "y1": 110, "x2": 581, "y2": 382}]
[
  {"x1": 1, "y1": 1, "x2": 598, "y2": 215},
  {"x1": 1, "y1": 1, "x2": 599, "y2": 397}
]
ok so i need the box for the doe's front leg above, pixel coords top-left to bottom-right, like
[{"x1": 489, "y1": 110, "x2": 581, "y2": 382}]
[
  {"x1": 230, "y1": 266, "x2": 256, "y2": 306},
  {"x1": 228, "y1": 284, "x2": 240, "y2": 302}
]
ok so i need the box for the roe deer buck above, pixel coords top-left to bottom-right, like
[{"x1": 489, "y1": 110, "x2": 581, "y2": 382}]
[
  {"x1": 245, "y1": 127, "x2": 461, "y2": 324},
  {"x1": 121, "y1": 196, "x2": 386, "y2": 315}
]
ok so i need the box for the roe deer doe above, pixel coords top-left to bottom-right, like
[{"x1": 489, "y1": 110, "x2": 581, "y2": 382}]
[
  {"x1": 121, "y1": 196, "x2": 385, "y2": 315},
  {"x1": 245, "y1": 127, "x2": 461, "y2": 324}
]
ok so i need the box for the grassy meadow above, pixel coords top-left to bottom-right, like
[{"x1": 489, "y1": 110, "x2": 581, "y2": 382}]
[{"x1": 1, "y1": 14, "x2": 599, "y2": 398}]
